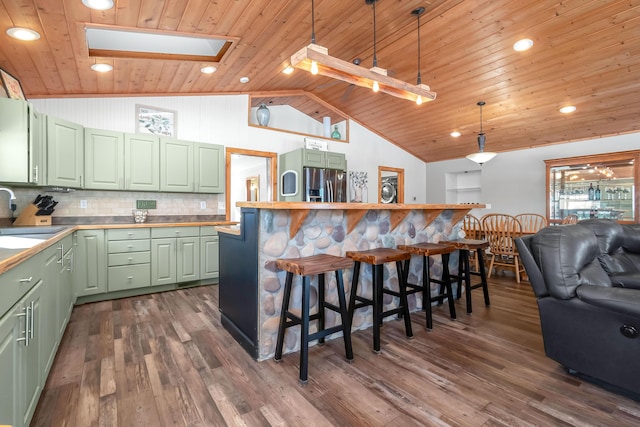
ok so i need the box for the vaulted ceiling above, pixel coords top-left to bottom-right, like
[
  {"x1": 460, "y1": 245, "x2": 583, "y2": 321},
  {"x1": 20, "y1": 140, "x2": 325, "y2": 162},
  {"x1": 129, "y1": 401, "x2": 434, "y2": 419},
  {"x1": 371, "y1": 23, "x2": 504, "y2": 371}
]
[{"x1": 1, "y1": 0, "x2": 639, "y2": 163}]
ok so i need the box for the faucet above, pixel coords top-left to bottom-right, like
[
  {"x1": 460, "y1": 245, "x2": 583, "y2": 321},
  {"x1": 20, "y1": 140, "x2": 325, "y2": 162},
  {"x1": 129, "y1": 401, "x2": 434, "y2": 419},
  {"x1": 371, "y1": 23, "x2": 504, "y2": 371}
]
[{"x1": 0, "y1": 187, "x2": 17, "y2": 211}]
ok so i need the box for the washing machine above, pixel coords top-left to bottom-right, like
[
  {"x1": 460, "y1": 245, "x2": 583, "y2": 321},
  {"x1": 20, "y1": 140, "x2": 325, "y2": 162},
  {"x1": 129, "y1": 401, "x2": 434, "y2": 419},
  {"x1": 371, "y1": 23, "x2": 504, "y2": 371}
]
[{"x1": 381, "y1": 176, "x2": 398, "y2": 203}]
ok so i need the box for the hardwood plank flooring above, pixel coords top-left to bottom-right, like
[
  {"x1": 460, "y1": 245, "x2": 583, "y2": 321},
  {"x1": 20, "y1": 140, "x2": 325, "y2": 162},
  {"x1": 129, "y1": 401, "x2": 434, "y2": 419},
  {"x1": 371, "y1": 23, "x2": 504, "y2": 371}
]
[{"x1": 32, "y1": 276, "x2": 640, "y2": 426}]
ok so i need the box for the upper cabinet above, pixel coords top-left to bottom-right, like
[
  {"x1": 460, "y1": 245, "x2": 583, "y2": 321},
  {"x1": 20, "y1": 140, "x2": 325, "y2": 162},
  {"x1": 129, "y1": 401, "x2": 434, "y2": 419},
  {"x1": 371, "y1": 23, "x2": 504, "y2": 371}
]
[
  {"x1": 546, "y1": 150, "x2": 640, "y2": 223},
  {"x1": 85, "y1": 129, "x2": 160, "y2": 191},
  {"x1": 160, "y1": 138, "x2": 224, "y2": 194},
  {"x1": 194, "y1": 142, "x2": 224, "y2": 193},
  {"x1": 47, "y1": 116, "x2": 84, "y2": 188},
  {"x1": 0, "y1": 98, "x2": 44, "y2": 185},
  {"x1": 248, "y1": 92, "x2": 349, "y2": 143}
]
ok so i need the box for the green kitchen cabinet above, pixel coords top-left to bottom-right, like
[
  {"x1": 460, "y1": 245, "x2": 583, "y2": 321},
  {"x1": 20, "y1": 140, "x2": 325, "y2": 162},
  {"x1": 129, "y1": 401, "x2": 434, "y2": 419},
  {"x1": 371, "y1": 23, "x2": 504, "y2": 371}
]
[
  {"x1": 47, "y1": 116, "x2": 84, "y2": 188},
  {"x1": 106, "y1": 228, "x2": 151, "y2": 292},
  {"x1": 0, "y1": 98, "x2": 44, "y2": 185},
  {"x1": 160, "y1": 137, "x2": 194, "y2": 192},
  {"x1": 74, "y1": 229, "x2": 107, "y2": 297},
  {"x1": 283, "y1": 148, "x2": 347, "y2": 170},
  {"x1": 195, "y1": 142, "x2": 224, "y2": 193},
  {"x1": 151, "y1": 227, "x2": 200, "y2": 285},
  {"x1": 84, "y1": 128, "x2": 124, "y2": 190},
  {"x1": 200, "y1": 227, "x2": 219, "y2": 281},
  {"x1": 0, "y1": 300, "x2": 20, "y2": 427},
  {"x1": 125, "y1": 133, "x2": 160, "y2": 191}
]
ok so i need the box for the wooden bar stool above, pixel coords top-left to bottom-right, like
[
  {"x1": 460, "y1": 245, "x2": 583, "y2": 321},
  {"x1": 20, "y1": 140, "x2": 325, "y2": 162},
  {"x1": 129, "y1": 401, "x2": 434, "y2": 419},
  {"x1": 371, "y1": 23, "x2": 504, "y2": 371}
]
[
  {"x1": 397, "y1": 242, "x2": 457, "y2": 330},
  {"x1": 346, "y1": 248, "x2": 413, "y2": 353},
  {"x1": 274, "y1": 254, "x2": 354, "y2": 385},
  {"x1": 440, "y1": 238, "x2": 490, "y2": 314}
]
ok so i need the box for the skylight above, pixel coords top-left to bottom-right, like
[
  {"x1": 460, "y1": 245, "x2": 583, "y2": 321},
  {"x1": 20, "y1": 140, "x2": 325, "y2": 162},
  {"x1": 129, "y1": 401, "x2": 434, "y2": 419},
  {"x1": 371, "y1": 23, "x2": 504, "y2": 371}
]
[{"x1": 85, "y1": 26, "x2": 233, "y2": 62}]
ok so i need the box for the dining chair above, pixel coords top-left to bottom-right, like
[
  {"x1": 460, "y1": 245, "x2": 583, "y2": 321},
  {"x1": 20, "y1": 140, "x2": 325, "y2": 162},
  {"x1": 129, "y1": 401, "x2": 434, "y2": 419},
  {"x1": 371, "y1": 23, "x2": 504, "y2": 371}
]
[
  {"x1": 561, "y1": 214, "x2": 579, "y2": 224},
  {"x1": 515, "y1": 213, "x2": 547, "y2": 234},
  {"x1": 481, "y1": 213, "x2": 526, "y2": 283},
  {"x1": 462, "y1": 214, "x2": 483, "y2": 270}
]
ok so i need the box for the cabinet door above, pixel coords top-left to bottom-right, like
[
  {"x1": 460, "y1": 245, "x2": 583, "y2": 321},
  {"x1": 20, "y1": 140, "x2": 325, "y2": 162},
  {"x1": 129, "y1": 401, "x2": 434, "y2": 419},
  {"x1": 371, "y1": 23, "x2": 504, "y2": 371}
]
[
  {"x1": 160, "y1": 138, "x2": 194, "y2": 192},
  {"x1": 47, "y1": 116, "x2": 84, "y2": 188},
  {"x1": 21, "y1": 281, "x2": 43, "y2": 427},
  {"x1": 41, "y1": 245, "x2": 60, "y2": 379},
  {"x1": 177, "y1": 237, "x2": 200, "y2": 283},
  {"x1": 84, "y1": 128, "x2": 124, "y2": 190},
  {"x1": 302, "y1": 148, "x2": 326, "y2": 168},
  {"x1": 325, "y1": 152, "x2": 346, "y2": 170},
  {"x1": 0, "y1": 97, "x2": 29, "y2": 183},
  {"x1": 29, "y1": 107, "x2": 46, "y2": 185},
  {"x1": 60, "y1": 247, "x2": 74, "y2": 334},
  {"x1": 125, "y1": 133, "x2": 160, "y2": 191},
  {"x1": 200, "y1": 235, "x2": 219, "y2": 281},
  {"x1": 74, "y1": 230, "x2": 107, "y2": 297},
  {"x1": 195, "y1": 142, "x2": 224, "y2": 193},
  {"x1": 151, "y1": 238, "x2": 176, "y2": 285},
  {"x1": 0, "y1": 304, "x2": 20, "y2": 427}
]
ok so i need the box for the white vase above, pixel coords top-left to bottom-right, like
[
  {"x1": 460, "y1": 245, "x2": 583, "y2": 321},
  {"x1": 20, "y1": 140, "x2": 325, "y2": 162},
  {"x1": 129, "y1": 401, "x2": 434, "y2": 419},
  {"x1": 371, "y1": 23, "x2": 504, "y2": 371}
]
[{"x1": 256, "y1": 103, "x2": 270, "y2": 126}]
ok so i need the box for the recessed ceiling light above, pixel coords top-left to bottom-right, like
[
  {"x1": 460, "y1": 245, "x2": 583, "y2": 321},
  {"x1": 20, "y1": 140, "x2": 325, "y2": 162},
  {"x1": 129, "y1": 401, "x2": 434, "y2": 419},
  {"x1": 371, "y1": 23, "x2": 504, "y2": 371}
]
[
  {"x1": 201, "y1": 66, "x2": 217, "y2": 74},
  {"x1": 513, "y1": 38, "x2": 533, "y2": 52},
  {"x1": 559, "y1": 105, "x2": 577, "y2": 114},
  {"x1": 6, "y1": 27, "x2": 41, "y2": 41},
  {"x1": 239, "y1": 76, "x2": 250, "y2": 84},
  {"x1": 282, "y1": 65, "x2": 295, "y2": 75},
  {"x1": 82, "y1": 0, "x2": 114, "y2": 10},
  {"x1": 91, "y1": 63, "x2": 113, "y2": 72},
  {"x1": 450, "y1": 131, "x2": 461, "y2": 138}
]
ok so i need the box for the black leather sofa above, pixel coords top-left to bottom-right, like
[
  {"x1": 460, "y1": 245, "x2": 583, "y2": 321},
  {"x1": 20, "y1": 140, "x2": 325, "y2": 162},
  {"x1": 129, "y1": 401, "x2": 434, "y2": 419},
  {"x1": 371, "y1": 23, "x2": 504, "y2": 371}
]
[{"x1": 516, "y1": 220, "x2": 640, "y2": 395}]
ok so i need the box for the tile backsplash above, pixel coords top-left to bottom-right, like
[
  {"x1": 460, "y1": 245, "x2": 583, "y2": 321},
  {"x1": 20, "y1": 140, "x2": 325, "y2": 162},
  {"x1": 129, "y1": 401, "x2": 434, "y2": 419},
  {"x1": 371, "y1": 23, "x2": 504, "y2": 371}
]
[{"x1": 0, "y1": 187, "x2": 225, "y2": 220}]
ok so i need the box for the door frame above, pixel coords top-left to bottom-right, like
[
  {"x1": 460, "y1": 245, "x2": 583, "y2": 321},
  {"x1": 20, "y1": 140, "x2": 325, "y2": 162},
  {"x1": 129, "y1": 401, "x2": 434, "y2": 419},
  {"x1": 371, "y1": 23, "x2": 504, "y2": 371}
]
[{"x1": 225, "y1": 147, "x2": 277, "y2": 221}]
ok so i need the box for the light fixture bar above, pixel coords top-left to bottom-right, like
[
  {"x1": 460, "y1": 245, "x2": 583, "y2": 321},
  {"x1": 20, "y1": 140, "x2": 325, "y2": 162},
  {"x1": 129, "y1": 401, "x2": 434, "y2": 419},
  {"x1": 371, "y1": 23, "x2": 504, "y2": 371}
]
[{"x1": 291, "y1": 44, "x2": 436, "y2": 104}]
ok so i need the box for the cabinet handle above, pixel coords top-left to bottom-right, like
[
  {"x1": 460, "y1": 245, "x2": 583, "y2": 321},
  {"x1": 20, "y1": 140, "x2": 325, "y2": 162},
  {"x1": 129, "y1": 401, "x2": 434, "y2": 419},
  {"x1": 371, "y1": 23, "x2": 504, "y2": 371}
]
[
  {"x1": 58, "y1": 244, "x2": 64, "y2": 264},
  {"x1": 128, "y1": 257, "x2": 133, "y2": 262},
  {"x1": 29, "y1": 301, "x2": 35, "y2": 340},
  {"x1": 19, "y1": 277, "x2": 33, "y2": 283},
  {"x1": 127, "y1": 276, "x2": 133, "y2": 280},
  {"x1": 127, "y1": 232, "x2": 133, "y2": 236},
  {"x1": 16, "y1": 309, "x2": 28, "y2": 345},
  {"x1": 33, "y1": 165, "x2": 38, "y2": 182},
  {"x1": 127, "y1": 245, "x2": 133, "y2": 249}
]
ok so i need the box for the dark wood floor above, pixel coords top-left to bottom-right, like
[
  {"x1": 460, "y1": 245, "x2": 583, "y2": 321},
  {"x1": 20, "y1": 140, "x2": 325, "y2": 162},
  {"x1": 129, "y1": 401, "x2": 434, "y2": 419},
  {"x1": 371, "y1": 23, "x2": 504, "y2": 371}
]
[{"x1": 32, "y1": 274, "x2": 640, "y2": 426}]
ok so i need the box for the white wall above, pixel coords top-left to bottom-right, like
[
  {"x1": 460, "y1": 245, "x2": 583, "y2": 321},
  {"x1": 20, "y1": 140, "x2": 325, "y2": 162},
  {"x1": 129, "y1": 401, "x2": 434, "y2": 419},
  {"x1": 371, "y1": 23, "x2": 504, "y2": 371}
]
[
  {"x1": 30, "y1": 94, "x2": 428, "y2": 205},
  {"x1": 425, "y1": 133, "x2": 640, "y2": 216}
]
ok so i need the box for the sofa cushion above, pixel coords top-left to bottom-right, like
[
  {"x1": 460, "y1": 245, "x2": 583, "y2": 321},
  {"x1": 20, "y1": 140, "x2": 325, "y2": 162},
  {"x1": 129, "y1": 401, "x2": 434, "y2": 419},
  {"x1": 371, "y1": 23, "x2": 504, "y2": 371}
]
[
  {"x1": 530, "y1": 225, "x2": 612, "y2": 299},
  {"x1": 579, "y1": 219, "x2": 640, "y2": 275}
]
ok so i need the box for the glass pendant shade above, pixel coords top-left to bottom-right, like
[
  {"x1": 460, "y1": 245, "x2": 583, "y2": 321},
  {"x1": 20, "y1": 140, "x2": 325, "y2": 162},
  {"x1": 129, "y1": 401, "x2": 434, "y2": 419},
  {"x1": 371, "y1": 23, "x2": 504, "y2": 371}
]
[{"x1": 256, "y1": 103, "x2": 270, "y2": 126}]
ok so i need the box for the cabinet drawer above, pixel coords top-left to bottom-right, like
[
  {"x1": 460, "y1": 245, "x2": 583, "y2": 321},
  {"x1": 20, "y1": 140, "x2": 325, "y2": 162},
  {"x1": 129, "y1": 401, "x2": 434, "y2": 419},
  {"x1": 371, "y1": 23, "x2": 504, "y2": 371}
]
[
  {"x1": 152, "y1": 227, "x2": 200, "y2": 238},
  {"x1": 200, "y1": 226, "x2": 218, "y2": 236},
  {"x1": 107, "y1": 228, "x2": 150, "y2": 240},
  {"x1": 108, "y1": 251, "x2": 151, "y2": 266},
  {"x1": 107, "y1": 239, "x2": 150, "y2": 253},
  {"x1": 108, "y1": 264, "x2": 150, "y2": 292},
  {"x1": 0, "y1": 253, "x2": 43, "y2": 317}
]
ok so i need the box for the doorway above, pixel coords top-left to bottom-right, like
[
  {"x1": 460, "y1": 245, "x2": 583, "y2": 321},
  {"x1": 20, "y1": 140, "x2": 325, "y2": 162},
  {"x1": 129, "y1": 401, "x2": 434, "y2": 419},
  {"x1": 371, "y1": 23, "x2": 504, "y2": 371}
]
[{"x1": 225, "y1": 148, "x2": 277, "y2": 222}]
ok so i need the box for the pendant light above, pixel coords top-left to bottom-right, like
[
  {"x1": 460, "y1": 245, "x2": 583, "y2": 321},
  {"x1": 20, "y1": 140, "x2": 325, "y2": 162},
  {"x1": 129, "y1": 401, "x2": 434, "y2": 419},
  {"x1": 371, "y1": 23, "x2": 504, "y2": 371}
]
[
  {"x1": 310, "y1": 0, "x2": 319, "y2": 74},
  {"x1": 366, "y1": 0, "x2": 383, "y2": 93},
  {"x1": 412, "y1": 7, "x2": 425, "y2": 105},
  {"x1": 466, "y1": 101, "x2": 497, "y2": 165}
]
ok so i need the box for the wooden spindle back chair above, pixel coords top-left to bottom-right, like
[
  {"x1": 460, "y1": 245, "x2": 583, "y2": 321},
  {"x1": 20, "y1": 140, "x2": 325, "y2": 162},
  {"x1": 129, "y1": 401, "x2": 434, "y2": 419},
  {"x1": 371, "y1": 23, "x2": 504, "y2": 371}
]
[{"x1": 481, "y1": 213, "x2": 526, "y2": 283}]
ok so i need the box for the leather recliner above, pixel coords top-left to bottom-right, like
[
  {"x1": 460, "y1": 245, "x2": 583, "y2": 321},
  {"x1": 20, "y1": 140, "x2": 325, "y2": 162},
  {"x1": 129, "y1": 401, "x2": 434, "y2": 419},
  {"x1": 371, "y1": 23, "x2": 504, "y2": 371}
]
[{"x1": 516, "y1": 223, "x2": 640, "y2": 395}]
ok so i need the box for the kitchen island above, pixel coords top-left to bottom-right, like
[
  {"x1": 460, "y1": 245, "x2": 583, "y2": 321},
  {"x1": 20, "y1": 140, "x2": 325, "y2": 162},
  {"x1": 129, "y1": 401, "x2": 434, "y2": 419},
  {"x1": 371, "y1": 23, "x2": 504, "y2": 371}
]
[{"x1": 217, "y1": 202, "x2": 483, "y2": 360}]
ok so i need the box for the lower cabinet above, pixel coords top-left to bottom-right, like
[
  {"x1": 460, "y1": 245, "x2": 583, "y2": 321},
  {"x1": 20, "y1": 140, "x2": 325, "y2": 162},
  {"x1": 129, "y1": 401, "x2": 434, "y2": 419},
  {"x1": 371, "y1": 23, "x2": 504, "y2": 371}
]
[
  {"x1": 74, "y1": 229, "x2": 107, "y2": 297},
  {"x1": 200, "y1": 226, "x2": 219, "y2": 281},
  {"x1": 151, "y1": 227, "x2": 200, "y2": 286},
  {"x1": 106, "y1": 228, "x2": 151, "y2": 292}
]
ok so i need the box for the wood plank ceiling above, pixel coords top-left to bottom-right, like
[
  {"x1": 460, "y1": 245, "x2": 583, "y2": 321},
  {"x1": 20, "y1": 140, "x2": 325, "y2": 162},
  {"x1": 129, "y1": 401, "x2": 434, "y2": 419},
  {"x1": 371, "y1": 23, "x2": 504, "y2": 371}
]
[{"x1": 1, "y1": 0, "x2": 639, "y2": 163}]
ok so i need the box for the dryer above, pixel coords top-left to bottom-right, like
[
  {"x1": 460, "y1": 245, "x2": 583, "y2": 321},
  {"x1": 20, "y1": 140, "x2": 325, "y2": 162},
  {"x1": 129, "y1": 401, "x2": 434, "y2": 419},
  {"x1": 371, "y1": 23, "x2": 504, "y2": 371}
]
[{"x1": 381, "y1": 176, "x2": 398, "y2": 203}]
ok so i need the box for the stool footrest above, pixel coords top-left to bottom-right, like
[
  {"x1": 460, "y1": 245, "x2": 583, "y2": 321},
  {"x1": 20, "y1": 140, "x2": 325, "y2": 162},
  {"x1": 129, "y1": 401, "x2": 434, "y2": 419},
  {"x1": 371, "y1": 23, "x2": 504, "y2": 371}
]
[{"x1": 308, "y1": 325, "x2": 346, "y2": 343}]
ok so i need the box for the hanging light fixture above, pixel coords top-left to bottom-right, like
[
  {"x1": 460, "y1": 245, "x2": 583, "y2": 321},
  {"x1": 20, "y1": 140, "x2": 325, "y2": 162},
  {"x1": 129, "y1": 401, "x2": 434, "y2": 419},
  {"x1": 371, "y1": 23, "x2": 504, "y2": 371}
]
[
  {"x1": 290, "y1": 0, "x2": 436, "y2": 104},
  {"x1": 368, "y1": 0, "x2": 383, "y2": 93},
  {"x1": 411, "y1": 7, "x2": 431, "y2": 105},
  {"x1": 466, "y1": 101, "x2": 497, "y2": 165}
]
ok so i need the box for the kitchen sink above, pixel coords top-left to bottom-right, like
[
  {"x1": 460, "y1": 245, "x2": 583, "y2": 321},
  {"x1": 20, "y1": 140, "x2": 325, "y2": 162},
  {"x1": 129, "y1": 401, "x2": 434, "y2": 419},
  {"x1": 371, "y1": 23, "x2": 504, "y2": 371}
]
[
  {"x1": 0, "y1": 225, "x2": 67, "y2": 235},
  {"x1": 0, "y1": 235, "x2": 46, "y2": 249}
]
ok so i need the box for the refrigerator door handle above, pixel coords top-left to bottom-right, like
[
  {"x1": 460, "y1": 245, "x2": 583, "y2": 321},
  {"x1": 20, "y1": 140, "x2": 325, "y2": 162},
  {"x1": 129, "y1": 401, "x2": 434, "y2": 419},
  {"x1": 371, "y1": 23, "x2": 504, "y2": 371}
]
[{"x1": 326, "y1": 179, "x2": 333, "y2": 203}]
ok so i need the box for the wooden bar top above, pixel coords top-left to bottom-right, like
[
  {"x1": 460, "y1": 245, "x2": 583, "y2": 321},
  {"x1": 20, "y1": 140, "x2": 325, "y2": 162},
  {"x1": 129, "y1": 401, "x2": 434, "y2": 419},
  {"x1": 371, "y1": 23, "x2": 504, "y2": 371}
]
[{"x1": 237, "y1": 202, "x2": 484, "y2": 210}]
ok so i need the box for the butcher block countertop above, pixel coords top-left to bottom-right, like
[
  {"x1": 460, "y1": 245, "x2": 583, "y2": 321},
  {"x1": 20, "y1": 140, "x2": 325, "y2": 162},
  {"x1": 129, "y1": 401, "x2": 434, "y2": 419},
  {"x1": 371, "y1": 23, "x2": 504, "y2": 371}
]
[{"x1": 0, "y1": 221, "x2": 236, "y2": 276}]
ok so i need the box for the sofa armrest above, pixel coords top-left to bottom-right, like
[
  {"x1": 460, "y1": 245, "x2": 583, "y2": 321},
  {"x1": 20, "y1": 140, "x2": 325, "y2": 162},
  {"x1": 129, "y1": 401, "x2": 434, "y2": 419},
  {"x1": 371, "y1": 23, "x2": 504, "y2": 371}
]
[
  {"x1": 576, "y1": 285, "x2": 640, "y2": 318},
  {"x1": 608, "y1": 273, "x2": 640, "y2": 289}
]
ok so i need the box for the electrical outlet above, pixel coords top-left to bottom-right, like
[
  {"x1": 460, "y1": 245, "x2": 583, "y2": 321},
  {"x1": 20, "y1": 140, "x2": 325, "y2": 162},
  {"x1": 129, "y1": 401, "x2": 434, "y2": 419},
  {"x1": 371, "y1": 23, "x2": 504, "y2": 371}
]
[
  {"x1": 218, "y1": 201, "x2": 225, "y2": 211},
  {"x1": 80, "y1": 200, "x2": 87, "y2": 208},
  {"x1": 200, "y1": 201, "x2": 206, "y2": 209}
]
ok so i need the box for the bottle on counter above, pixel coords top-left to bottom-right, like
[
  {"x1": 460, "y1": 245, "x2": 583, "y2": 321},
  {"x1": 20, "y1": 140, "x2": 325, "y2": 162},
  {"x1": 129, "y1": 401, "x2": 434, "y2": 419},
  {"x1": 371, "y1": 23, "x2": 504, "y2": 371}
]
[
  {"x1": 588, "y1": 183, "x2": 595, "y2": 200},
  {"x1": 595, "y1": 185, "x2": 601, "y2": 200}
]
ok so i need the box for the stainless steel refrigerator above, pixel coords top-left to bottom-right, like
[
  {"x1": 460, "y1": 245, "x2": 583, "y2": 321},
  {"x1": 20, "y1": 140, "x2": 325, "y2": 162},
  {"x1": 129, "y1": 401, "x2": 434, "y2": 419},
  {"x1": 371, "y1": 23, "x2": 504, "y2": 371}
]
[{"x1": 303, "y1": 167, "x2": 347, "y2": 202}]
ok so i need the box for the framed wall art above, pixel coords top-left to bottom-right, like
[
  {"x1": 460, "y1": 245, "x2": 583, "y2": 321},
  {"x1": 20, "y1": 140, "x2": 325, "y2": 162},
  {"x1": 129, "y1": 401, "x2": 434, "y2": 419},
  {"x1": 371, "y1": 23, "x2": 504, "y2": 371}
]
[
  {"x1": 136, "y1": 104, "x2": 177, "y2": 137},
  {"x1": 0, "y1": 68, "x2": 26, "y2": 100}
]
